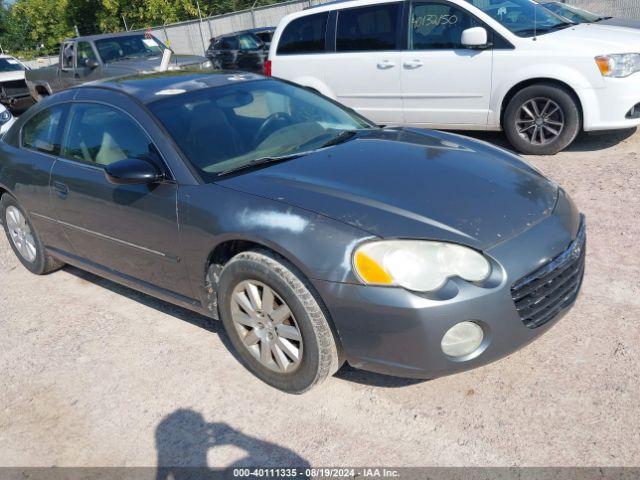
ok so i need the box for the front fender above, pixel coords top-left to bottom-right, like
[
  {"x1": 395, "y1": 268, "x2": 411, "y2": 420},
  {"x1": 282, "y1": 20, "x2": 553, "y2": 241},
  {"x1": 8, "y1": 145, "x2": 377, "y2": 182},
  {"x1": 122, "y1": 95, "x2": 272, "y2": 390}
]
[{"x1": 178, "y1": 183, "x2": 373, "y2": 305}]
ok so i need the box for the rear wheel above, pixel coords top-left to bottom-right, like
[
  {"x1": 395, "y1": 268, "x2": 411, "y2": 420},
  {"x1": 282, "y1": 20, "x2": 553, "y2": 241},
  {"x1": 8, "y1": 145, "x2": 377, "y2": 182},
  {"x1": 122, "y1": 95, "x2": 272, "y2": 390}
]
[
  {"x1": 217, "y1": 250, "x2": 340, "y2": 393},
  {"x1": 1, "y1": 194, "x2": 64, "y2": 275},
  {"x1": 503, "y1": 83, "x2": 581, "y2": 155}
]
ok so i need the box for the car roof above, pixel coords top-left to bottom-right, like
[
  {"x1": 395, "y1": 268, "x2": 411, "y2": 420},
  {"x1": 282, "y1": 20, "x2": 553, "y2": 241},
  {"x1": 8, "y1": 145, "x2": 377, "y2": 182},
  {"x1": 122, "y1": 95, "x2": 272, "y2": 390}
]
[
  {"x1": 63, "y1": 31, "x2": 154, "y2": 43},
  {"x1": 76, "y1": 70, "x2": 266, "y2": 104}
]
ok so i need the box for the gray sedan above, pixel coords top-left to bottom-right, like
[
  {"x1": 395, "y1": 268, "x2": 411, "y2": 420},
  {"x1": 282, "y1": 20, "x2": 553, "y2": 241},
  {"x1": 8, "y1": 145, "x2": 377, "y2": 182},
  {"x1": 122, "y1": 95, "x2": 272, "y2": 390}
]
[{"x1": 0, "y1": 71, "x2": 585, "y2": 393}]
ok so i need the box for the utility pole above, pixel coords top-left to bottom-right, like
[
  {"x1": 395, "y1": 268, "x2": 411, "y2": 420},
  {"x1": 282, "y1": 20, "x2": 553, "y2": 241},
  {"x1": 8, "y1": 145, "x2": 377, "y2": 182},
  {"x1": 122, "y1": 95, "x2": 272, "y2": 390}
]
[{"x1": 196, "y1": 0, "x2": 207, "y2": 55}]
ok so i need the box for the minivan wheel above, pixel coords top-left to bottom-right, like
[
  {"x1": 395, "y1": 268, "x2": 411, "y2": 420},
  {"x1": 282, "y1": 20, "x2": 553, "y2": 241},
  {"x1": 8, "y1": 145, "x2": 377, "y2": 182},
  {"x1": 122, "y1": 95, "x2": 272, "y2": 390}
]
[
  {"x1": 1, "y1": 194, "x2": 65, "y2": 275},
  {"x1": 504, "y1": 84, "x2": 581, "y2": 155},
  {"x1": 217, "y1": 250, "x2": 340, "y2": 393}
]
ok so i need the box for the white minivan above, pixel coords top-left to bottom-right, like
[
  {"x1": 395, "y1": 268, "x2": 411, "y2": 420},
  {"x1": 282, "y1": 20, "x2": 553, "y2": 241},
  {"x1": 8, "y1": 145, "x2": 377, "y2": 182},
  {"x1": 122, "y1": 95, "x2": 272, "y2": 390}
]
[{"x1": 266, "y1": 0, "x2": 640, "y2": 154}]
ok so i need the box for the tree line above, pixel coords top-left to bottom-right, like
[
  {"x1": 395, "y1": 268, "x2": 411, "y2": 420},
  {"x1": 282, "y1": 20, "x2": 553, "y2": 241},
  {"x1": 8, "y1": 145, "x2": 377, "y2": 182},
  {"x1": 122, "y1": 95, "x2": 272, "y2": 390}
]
[{"x1": 0, "y1": 0, "x2": 280, "y2": 57}]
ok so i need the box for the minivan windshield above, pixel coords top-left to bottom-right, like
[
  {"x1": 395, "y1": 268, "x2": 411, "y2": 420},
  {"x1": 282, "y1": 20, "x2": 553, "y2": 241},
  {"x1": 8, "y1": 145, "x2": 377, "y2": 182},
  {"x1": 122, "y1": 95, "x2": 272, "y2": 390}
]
[
  {"x1": 539, "y1": 2, "x2": 602, "y2": 23},
  {"x1": 464, "y1": 0, "x2": 574, "y2": 37},
  {"x1": 95, "y1": 35, "x2": 166, "y2": 63},
  {"x1": 148, "y1": 79, "x2": 373, "y2": 178}
]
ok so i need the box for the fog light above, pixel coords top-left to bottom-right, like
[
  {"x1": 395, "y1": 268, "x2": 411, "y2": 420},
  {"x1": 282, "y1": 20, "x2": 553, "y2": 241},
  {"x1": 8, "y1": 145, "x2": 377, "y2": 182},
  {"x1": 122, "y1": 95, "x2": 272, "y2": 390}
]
[{"x1": 441, "y1": 321, "x2": 484, "y2": 358}]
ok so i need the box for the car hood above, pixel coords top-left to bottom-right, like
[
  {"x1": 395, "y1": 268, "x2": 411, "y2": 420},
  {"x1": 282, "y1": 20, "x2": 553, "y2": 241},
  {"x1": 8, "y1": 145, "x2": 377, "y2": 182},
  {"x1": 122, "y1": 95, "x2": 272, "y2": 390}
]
[
  {"x1": 597, "y1": 17, "x2": 640, "y2": 30},
  {"x1": 0, "y1": 70, "x2": 26, "y2": 82},
  {"x1": 217, "y1": 129, "x2": 559, "y2": 250},
  {"x1": 536, "y1": 23, "x2": 640, "y2": 52},
  {"x1": 104, "y1": 54, "x2": 207, "y2": 72}
]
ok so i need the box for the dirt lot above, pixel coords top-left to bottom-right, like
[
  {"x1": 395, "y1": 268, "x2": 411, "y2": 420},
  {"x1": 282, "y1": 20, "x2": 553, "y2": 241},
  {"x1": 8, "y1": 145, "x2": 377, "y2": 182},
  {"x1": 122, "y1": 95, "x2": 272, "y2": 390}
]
[{"x1": 1, "y1": 129, "x2": 639, "y2": 468}]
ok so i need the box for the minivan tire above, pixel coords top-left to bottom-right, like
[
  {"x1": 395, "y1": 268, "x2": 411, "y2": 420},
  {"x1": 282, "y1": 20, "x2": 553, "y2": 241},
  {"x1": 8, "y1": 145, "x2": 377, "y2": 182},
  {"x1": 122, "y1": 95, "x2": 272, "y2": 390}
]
[
  {"x1": 217, "y1": 249, "x2": 341, "y2": 393},
  {"x1": 503, "y1": 83, "x2": 581, "y2": 155},
  {"x1": 1, "y1": 194, "x2": 65, "y2": 275}
]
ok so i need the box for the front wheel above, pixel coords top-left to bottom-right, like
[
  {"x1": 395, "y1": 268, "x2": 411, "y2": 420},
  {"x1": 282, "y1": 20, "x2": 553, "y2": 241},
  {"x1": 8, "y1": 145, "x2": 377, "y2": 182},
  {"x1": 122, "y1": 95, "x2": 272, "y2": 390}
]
[
  {"x1": 503, "y1": 84, "x2": 581, "y2": 155},
  {"x1": 1, "y1": 194, "x2": 64, "y2": 274},
  {"x1": 217, "y1": 250, "x2": 341, "y2": 393}
]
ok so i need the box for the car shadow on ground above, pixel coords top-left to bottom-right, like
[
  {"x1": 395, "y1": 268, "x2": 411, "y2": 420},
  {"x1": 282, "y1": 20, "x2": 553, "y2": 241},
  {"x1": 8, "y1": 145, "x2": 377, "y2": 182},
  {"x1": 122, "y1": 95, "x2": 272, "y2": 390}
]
[
  {"x1": 455, "y1": 127, "x2": 637, "y2": 153},
  {"x1": 155, "y1": 409, "x2": 311, "y2": 479},
  {"x1": 64, "y1": 265, "x2": 425, "y2": 389}
]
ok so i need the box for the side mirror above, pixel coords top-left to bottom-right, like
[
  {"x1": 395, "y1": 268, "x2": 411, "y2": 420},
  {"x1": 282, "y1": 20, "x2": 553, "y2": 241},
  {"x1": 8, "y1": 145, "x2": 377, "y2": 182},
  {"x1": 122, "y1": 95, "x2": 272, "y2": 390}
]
[
  {"x1": 104, "y1": 158, "x2": 163, "y2": 185},
  {"x1": 461, "y1": 27, "x2": 489, "y2": 49},
  {"x1": 86, "y1": 59, "x2": 99, "y2": 69}
]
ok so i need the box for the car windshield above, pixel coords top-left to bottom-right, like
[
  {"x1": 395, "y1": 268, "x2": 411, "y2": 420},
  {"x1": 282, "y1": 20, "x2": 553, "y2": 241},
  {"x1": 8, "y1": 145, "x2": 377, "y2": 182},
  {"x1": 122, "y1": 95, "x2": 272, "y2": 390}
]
[
  {"x1": 238, "y1": 33, "x2": 262, "y2": 50},
  {"x1": 464, "y1": 0, "x2": 574, "y2": 37},
  {"x1": 95, "y1": 35, "x2": 166, "y2": 63},
  {"x1": 0, "y1": 58, "x2": 25, "y2": 72},
  {"x1": 540, "y1": 2, "x2": 602, "y2": 23},
  {"x1": 148, "y1": 79, "x2": 373, "y2": 179}
]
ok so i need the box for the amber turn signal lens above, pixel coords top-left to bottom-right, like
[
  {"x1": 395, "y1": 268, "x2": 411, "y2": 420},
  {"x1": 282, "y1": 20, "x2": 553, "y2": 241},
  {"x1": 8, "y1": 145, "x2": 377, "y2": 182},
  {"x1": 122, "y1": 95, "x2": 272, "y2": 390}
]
[
  {"x1": 595, "y1": 56, "x2": 611, "y2": 76},
  {"x1": 354, "y1": 251, "x2": 393, "y2": 285}
]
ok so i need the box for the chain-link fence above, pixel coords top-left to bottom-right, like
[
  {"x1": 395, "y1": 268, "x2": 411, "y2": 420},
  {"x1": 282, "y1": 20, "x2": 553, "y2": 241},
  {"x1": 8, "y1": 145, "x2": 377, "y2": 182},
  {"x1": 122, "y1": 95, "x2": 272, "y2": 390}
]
[
  {"x1": 145, "y1": 0, "x2": 329, "y2": 57},
  {"x1": 566, "y1": 0, "x2": 640, "y2": 19}
]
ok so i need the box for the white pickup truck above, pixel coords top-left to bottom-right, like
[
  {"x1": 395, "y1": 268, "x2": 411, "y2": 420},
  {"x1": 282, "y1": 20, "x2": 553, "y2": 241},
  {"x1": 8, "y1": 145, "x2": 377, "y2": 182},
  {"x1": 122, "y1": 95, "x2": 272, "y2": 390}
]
[{"x1": 0, "y1": 54, "x2": 31, "y2": 110}]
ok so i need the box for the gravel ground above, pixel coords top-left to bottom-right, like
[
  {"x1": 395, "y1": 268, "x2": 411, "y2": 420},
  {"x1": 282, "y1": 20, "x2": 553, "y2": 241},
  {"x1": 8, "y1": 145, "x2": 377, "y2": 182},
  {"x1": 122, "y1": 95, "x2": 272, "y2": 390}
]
[{"x1": 0, "y1": 129, "x2": 639, "y2": 468}]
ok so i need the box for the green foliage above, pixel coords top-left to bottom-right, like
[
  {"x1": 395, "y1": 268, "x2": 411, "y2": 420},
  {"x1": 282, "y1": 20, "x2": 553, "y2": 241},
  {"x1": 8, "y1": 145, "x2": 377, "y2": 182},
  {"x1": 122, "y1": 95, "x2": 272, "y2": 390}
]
[{"x1": 0, "y1": 0, "x2": 283, "y2": 55}]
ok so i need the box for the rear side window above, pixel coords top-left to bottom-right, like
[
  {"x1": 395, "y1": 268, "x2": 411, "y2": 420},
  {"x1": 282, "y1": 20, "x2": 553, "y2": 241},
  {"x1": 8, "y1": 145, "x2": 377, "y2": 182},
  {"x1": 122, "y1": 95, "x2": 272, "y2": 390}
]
[
  {"x1": 61, "y1": 104, "x2": 151, "y2": 166},
  {"x1": 336, "y1": 3, "x2": 401, "y2": 52},
  {"x1": 22, "y1": 105, "x2": 66, "y2": 155},
  {"x1": 277, "y1": 12, "x2": 328, "y2": 55}
]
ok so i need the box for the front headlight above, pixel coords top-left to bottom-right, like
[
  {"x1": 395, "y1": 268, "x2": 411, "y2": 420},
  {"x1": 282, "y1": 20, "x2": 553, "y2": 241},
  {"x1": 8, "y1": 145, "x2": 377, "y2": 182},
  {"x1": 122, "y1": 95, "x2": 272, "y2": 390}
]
[
  {"x1": 0, "y1": 109, "x2": 12, "y2": 125},
  {"x1": 595, "y1": 54, "x2": 640, "y2": 78},
  {"x1": 353, "y1": 240, "x2": 491, "y2": 292}
]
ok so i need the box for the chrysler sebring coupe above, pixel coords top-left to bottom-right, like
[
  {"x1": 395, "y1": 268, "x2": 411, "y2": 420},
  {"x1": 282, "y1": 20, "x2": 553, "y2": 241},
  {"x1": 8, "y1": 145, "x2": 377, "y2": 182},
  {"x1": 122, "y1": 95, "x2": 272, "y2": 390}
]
[{"x1": 0, "y1": 71, "x2": 585, "y2": 393}]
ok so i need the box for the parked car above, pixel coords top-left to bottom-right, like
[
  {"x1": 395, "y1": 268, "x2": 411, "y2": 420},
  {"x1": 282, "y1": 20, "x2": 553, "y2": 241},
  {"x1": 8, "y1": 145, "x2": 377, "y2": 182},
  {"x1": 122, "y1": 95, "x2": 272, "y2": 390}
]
[
  {"x1": 25, "y1": 32, "x2": 211, "y2": 102},
  {"x1": 267, "y1": 0, "x2": 640, "y2": 155},
  {"x1": 0, "y1": 104, "x2": 15, "y2": 135},
  {"x1": 247, "y1": 27, "x2": 276, "y2": 49},
  {"x1": 0, "y1": 54, "x2": 31, "y2": 110},
  {"x1": 537, "y1": 1, "x2": 640, "y2": 29},
  {"x1": 206, "y1": 31, "x2": 266, "y2": 73},
  {"x1": 0, "y1": 70, "x2": 585, "y2": 392}
]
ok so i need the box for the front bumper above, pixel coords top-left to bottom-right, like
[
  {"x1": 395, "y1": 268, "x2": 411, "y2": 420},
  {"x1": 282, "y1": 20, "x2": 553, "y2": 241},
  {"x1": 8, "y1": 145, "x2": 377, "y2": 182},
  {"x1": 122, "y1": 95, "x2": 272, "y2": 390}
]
[
  {"x1": 314, "y1": 192, "x2": 584, "y2": 379},
  {"x1": 579, "y1": 75, "x2": 640, "y2": 131}
]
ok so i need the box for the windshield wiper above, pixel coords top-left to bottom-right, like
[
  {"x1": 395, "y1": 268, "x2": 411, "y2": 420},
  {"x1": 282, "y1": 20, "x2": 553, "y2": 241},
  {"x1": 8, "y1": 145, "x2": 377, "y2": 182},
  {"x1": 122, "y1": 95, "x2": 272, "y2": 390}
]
[
  {"x1": 320, "y1": 130, "x2": 358, "y2": 148},
  {"x1": 594, "y1": 16, "x2": 613, "y2": 22},
  {"x1": 217, "y1": 153, "x2": 304, "y2": 176}
]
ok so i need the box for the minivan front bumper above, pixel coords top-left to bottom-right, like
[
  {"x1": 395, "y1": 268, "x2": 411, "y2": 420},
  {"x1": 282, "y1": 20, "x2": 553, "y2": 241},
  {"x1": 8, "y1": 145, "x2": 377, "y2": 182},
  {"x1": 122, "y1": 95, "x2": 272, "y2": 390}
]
[
  {"x1": 314, "y1": 194, "x2": 584, "y2": 379},
  {"x1": 580, "y1": 76, "x2": 640, "y2": 131}
]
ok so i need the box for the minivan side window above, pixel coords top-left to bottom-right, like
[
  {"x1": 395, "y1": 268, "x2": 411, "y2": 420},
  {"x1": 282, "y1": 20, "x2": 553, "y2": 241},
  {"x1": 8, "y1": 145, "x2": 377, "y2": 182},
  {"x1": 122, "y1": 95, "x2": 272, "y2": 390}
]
[
  {"x1": 410, "y1": 2, "x2": 480, "y2": 50},
  {"x1": 62, "y1": 104, "x2": 152, "y2": 166},
  {"x1": 336, "y1": 3, "x2": 401, "y2": 52},
  {"x1": 22, "y1": 106, "x2": 66, "y2": 155},
  {"x1": 277, "y1": 12, "x2": 329, "y2": 55}
]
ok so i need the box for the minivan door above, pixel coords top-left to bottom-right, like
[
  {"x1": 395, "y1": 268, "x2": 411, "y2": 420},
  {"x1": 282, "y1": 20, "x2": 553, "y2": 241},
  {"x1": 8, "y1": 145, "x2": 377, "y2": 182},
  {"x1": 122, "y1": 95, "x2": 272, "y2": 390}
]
[
  {"x1": 322, "y1": 2, "x2": 405, "y2": 125},
  {"x1": 400, "y1": 1, "x2": 493, "y2": 128}
]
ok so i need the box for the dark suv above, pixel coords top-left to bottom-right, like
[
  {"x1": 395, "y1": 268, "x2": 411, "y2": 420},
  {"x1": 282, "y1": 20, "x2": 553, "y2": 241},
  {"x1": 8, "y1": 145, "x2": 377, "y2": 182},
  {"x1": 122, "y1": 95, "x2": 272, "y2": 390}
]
[{"x1": 206, "y1": 31, "x2": 266, "y2": 73}]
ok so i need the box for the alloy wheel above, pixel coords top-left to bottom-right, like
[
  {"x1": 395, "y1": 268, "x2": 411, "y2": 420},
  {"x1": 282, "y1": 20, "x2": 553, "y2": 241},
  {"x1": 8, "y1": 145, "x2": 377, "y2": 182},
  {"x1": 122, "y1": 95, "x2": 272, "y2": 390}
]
[
  {"x1": 515, "y1": 97, "x2": 565, "y2": 145},
  {"x1": 230, "y1": 280, "x2": 303, "y2": 373},
  {"x1": 5, "y1": 206, "x2": 37, "y2": 263}
]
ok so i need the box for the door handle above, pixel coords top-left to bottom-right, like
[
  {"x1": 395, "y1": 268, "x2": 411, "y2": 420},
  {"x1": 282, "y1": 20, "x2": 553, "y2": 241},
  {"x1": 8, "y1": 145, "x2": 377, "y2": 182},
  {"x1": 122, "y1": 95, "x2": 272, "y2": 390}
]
[
  {"x1": 377, "y1": 60, "x2": 395, "y2": 69},
  {"x1": 403, "y1": 60, "x2": 423, "y2": 69},
  {"x1": 52, "y1": 181, "x2": 69, "y2": 199}
]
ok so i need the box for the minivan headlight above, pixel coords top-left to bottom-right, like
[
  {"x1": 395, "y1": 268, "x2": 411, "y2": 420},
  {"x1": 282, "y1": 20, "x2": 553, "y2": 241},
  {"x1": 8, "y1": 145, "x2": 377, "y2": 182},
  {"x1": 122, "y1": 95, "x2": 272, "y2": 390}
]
[
  {"x1": 595, "y1": 54, "x2": 640, "y2": 78},
  {"x1": 353, "y1": 240, "x2": 491, "y2": 292}
]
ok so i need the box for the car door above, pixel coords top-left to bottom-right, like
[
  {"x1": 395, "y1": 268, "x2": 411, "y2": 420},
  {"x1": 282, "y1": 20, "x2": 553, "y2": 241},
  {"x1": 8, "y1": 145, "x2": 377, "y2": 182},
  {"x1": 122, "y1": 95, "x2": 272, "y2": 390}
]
[
  {"x1": 322, "y1": 2, "x2": 404, "y2": 125},
  {"x1": 400, "y1": 0, "x2": 493, "y2": 128},
  {"x1": 49, "y1": 101, "x2": 193, "y2": 298}
]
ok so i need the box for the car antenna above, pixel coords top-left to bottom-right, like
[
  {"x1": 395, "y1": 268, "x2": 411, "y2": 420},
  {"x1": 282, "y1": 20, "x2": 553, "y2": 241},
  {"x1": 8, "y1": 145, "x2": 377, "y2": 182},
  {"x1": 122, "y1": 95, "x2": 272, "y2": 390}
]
[{"x1": 533, "y1": 1, "x2": 538, "y2": 41}]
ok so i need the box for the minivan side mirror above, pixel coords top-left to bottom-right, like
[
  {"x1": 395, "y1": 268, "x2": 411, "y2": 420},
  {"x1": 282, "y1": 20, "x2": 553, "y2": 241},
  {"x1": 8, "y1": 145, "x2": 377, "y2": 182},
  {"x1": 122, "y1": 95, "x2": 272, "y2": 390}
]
[
  {"x1": 86, "y1": 58, "x2": 99, "y2": 69},
  {"x1": 461, "y1": 27, "x2": 489, "y2": 49},
  {"x1": 104, "y1": 158, "x2": 164, "y2": 185}
]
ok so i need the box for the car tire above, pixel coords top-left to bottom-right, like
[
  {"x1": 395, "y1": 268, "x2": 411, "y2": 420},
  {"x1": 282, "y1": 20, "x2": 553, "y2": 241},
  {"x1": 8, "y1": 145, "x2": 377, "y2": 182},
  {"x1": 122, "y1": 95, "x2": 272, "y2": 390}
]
[
  {"x1": 217, "y1": 249, "x2": 341, "y2": 393},
  {"x1": 1, "y1": 194, "x2": 65, "y2": 275},
  {"x1": 503, "y1": 83, "x2": 581, "y2": 155}
]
